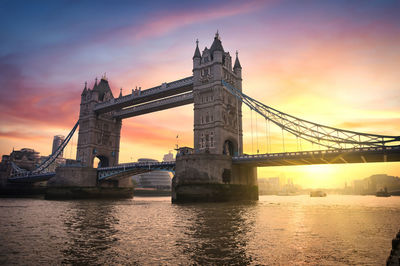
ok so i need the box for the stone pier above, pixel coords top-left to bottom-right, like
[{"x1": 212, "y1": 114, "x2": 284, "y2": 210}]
[
  {"x1": 45, "y1": 166, "x2": 133, "y2": 199},
  {"x1": 172, "y1": 154, "x2": 258, "y2": 203}
]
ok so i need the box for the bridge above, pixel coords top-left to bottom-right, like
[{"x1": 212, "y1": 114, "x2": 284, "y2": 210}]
[{"x1": 5, "y1": 32, "x2": 400, "y2": 201}]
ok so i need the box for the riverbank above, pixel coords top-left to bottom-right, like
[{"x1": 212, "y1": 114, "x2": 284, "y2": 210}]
[{"x1": 387, "y1": 230, "x2": 400, "y2": 265}]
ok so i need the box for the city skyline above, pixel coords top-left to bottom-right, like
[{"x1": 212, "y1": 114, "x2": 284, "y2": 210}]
[{"x1": 1, "y1": 0, "x2": 399, "y2": 188}]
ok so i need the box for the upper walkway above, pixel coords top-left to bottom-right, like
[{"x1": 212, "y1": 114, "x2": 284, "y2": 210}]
[
  {"x1": 114, "y1": 92, "x2": 193, "y2": 119},
  {"x1": 94, "y1": 76, "x2": 193, "y2": 114}
]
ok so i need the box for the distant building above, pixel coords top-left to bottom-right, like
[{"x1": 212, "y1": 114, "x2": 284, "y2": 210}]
[
  {"x1": 352, "y1": 174, "x2": 400, "y2": 194},
  {"x1": 163, "y1": 151, "x2": 174, "y2": 162},
  {"x1": 52, "y1": 135, "x2": 65, "y2": 157},
  {"x1": 353, "y1": 179, "x2": 368, "y2": 194},
  {"x1": 9, "y1": 148, "x2": 41, "y2": 171},
  {"x1": 1, "y1": 133, "x2": 69, "y2": 174},
  {"x1": 132, "y1": 158, "x2": 172, "y2": 190},
  {"x1": 258, "y1": 177, "x2": 280, "y2": 195}
]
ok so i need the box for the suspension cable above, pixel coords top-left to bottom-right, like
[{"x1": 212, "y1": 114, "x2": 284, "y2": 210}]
[
  {"x1": 268, "y1": 119, "x2": 272, "y2": 152},
  {"x1": 256, "y1": 111, "x2": 259, "y2": 154},
  {"x1": 250, "y1": 108, "x2": 254, "y2": 154},
  {"x1": 236, "y1": 97, "x2": 240, "y2": 155},
  {"x1": 70, "y1": 133, "x2": 73, "y2": 159},
  {"x1": 300, "y1": 136, "x2": 302, "y2": 150},
  {"x1": 221, "y1": 80, "x2": 400, "y2": 149},
  {"x1": 265, "y1": 118, "x2": 268, "y2": 153},
  {"x1": 282, "y1": 127, "x2": 285, "y2": 152}
]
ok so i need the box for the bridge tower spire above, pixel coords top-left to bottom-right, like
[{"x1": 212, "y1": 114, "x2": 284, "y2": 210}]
[{"x1": 192, "y1": 32, "x2": 243, "y2": 155}]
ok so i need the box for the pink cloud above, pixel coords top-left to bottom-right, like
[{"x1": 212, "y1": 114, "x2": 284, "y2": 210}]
[{"x1": 127, "y1": 1, "x2": 268, "y2": 41}]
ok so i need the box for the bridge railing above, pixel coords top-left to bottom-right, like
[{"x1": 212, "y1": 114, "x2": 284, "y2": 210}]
[
  {"x1": 233, "y1": 145, "x2": 400, "y2": 161},
  {"x1": 98, "y1": 161, "x2": 176, "y2": 171},
  {"x1": 94, "y1": 76, "x2": 193, "y2": 111}
]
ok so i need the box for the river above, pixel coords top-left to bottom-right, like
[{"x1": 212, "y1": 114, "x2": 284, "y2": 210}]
[{"x1": 0, "y1": 195, "x2": 399, "y2": 265}]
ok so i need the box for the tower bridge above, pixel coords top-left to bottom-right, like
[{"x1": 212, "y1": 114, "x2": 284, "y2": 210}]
[{"x1": 5, "y1": 32, "x2": 400, "y2": 201}]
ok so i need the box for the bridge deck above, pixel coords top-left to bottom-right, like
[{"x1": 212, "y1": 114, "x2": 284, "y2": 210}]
[
  {"x1": 94, "y1": 76, "x2": 193, "y2": 114},
  {"x1": 8, "y1": 172, "x2": 56, "y2": 183},
  {"x1": 97, "y1": 161, "x2": 175, "y2": 181},
  {"x1": 233, "y1": 146, "x2": 400, "y2": 167}
]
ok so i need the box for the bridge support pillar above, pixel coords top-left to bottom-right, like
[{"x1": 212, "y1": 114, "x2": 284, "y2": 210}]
[
  {"x1": 45, "y1": 166, "x2": 133, "y2": 199},
  {"x1": 172, "y1": 154, "x2": 258, "y2": 203}
]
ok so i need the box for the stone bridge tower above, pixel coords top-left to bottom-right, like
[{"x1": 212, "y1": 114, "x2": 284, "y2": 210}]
[
  {"x1": 76, "y1": 77, "x2": 121, "y2": 167},
  {"x1": 172, "y1": 33, "x2": 257, "y2": 203},
  {"x1": 193, "y1": 32, "x2": 243, "y2": 156}
]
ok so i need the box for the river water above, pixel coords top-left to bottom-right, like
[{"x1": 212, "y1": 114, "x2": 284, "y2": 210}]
[{"x1": 0, "y1": 195, "x2": 399, "y2": 265}]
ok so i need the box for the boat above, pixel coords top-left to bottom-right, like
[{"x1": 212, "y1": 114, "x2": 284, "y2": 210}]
[
  {"x1": 376, "y1": 187, "x2": 391, "y2": 197},
  {"x1": 310, "y1": 191, "x2": 327, "y2": 197}
]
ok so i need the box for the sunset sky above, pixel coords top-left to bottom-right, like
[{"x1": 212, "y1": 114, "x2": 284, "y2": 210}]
[{"x1": 1, "y1": 0, "x2": 399, "y2": 188}]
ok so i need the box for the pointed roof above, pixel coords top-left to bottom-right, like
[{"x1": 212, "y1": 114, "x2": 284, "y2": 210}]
[
  {"x1": 234, "y1": 51, "x2": 242, "y2": 69},
  {"x1": 93, "y1": 78, "x2": 112, "y2": 101},
  {"x1": 209, "y1": 31, "x2": 224, "y2": 55},
  {"x1": 81, "y1": 81, "x2": 88, "y2": 96},
  {"x1": 193, "y1": 39, "x2": 201, "y2": 59}
]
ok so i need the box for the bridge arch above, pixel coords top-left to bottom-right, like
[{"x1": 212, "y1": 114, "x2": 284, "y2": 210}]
[
  {"x1": 93, "y1": 155, "x2": 109, "y2": 168},
  {"x1": 223, "y1": 139, "x2": 237, "y2": 156}
]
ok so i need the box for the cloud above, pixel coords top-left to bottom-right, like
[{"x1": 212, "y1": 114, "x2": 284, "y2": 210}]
[
  {"x1": 120, "y1": 108, "x2": 193, "y2": 149},
  {"x1": 337, "y1": 119, "x2": 400, "y2": 134},
  {"x1": 124, "y1": 1, "x2": 267, "y2": 41},
  {"x1": 0, "y1": 60, "x2": 80, "y2": 128}
]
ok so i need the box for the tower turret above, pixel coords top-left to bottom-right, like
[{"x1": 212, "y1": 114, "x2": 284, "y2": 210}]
[
  {"x1": 81, "y1": 82, "x2": 88, "y2": 96},
  {"x1": 193, "y1": 39, "x2": 201, "y2": 69},
  {"x1": 209, "y1": 31, "x2": 224, "y2": 63},
  {"x1": 233, "y1": 51, "x2": 242, "y2": 78}
]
